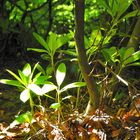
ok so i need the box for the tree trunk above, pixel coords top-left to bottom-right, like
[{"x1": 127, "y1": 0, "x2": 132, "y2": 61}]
[
  {"x1": 74, "y1": 0, "x2": 100, "y2": 115},
  {"x1": 127, "y1": 17, "x2": 140, "y2": 50},
  {"x1": 127, "y1": 1, "x2": 140, "y2": 50}
]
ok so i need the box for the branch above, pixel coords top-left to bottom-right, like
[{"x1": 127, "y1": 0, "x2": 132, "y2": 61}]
[{"x1": 7, "y1": 0, "x2": 48, "y2": 13}]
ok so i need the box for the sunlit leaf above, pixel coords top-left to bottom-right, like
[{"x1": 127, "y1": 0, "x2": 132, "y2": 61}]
[
  {"x1": 32, "y1": 72, "x2": 42, "y2": 83},
  {"x1": 127, "y1": 62, "x2": 140, "y2": 66},
  {"x1": 0, "y1": 79, "x2": 23, "y2": 88},
  {"x1": 57, "y1": 33, "x2": 72, "y2": 49},
  {"x1": 22, "y1": 63, "x2": 31, "y2": 77},
  {"x1": 41, "y1": 82, "x2": 57, "y2": 94},
  {"x1": 27, "y1": 48, "x2": 47, "y2": 53},
  {"x1": 61, "y1": 82, "x2": 86, "y2": 92},
  {"x1": 62, "y1": 95, "x2": 72, "y2": 101},
  {"x1": 6, "y1": 69, "x2": 25, "y2": 85},
  {"x1": 47, "y1": 32, "x2": 57, "y2": 54},
  {"x1": 124, "y1": 50, "x2": 140, "y2": 66},
  {"x1": 29, "y1": 62, "x2": 39, "y2": 83},
  {"x1": 18, "y1": 70, "x2": 28, "y2": 86},
  {"x1": 50, "y1": 103, "x2": 61, "y2": 109},
  {"x1": 116, "y1": 75, "x2": 128, "y2": 86},
  {"x1": 34, "y1": 76, "x2": 51, "y2": 85},
  {"x1": 28, "y1": 84, "x2": 42, "y2": 95},
  {"x1": 56, "y1": 63, "x2": 66, "y2": 87},
  {"x1": 123, "y1": 47, "x2": 134, "y2": 60},
  {"x1": 20, "y1": 89, "x2": 30, "y2": 103},
  {"x1": 60, "y1": 49, "x2": 77, "y2": 57},
  {"x1": 10, "y1": 111, "x2": 32, "y2": 127}
]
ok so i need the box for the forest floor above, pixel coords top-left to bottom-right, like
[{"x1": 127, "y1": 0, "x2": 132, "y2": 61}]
[{"x1": 0, "y1": 57, "x2": 140, "y2": 139}]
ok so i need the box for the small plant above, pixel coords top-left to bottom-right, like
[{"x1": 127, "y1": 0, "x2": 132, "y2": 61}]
[
  {"x1": 0, "y1": 62, "x2": 86, "y2": 124},
  {"x1": 28, "y1": 63, "x2": 86, "y2": 122},
  {"x1": 28, "y1": 32, "x2": 72, "y2": 75},
  {"x1": 0, "y1": 63, "x2": 52, "y2": 113}
]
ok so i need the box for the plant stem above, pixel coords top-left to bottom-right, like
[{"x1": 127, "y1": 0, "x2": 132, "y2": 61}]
[
  {"x1": 51, "y1": 55, "x2": 56, "y2": 76},
  {"x1": 57, "y1": 89, "x2": 61, "y2": 123},
  {"x1": 29, "y1": 92, "x2": 34, "y2": 114}
]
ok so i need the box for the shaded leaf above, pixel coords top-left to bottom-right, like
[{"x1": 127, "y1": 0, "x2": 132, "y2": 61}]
[{"x1": 33, "y1": 32, "x2": 48, "y2": 50}]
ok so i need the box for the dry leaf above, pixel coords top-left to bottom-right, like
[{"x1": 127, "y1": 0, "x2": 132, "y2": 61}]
[{"x1": 90, "y1": 133, "x2": 100, "y2": 140}]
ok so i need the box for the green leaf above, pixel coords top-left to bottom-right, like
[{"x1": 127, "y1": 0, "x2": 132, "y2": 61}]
[
  {"x1": 6, "y1": 69, "x2": 25, "y2": 85},
  {"x1": 18, "y1": 70, "x2": 28, "y2": 86},
  {"x1": 41, "y1": 54, "x2": 50, "y2": 61},
  {"x1": 124, "y1": 50, "x2": 140, "y2": 66},
  {"x1": 97, "y1": 0, "x2": 133, "y2": 18},
  {"x1": 56, "y1": 63, "x2": 66, "y2": 87},
  {"x1": 119, "y1": 47, "x2": 126, "y2": 61},
  {"x1": 60, "y1": 49, "x2": 77, "y2": 57},
  {"x1": 102, "y1": 47, "x2": 118, "y2": 63},
  {"x1": 50, "y1": 103, "x2": 61, "y2": 109},
  {"x1": 32, "y1": 72, "x2": 42, "y2": 83},
  {"x1": 27, "y1": 48, "x2": 47, "y2": 53},
  {"x1": 33, "y1": 32, "x2": 48, "y2": 50},
  {"x1": 61, "y1": 82, "x2": 86, "y2": 92},
  {"x1": 29, "y1": 62, "x2": 39, "y2": 83},
  {"x1": 127, "y1": 62, "x2": 140, "y2": 66},
  {"x1": 46, "y1": 65, "x2": 53, "y2": 76},
  {"x1": 116, "y1": 0, "x2": 133, "y2": 18},
  {"x1": 62, "y1": 95, "x2": 72, "y2": 101},
  {"x1": 123, "y1": 47, "x2": 134, "y2": 60},
  {"x1": 37, "y1": 64, "x2": 46, "y2": 75},
  {"x1": 47, "y1": 32, "x2": 57, "y2": 54},
  {"x1": 34, "y1": 76, "x2": 51, "y2": 85},
  {"x1": 122, "y1": 10, "x2": 140, "y2": 19},
  {"x1": 57, "y1": 33, "x2": 72, "y2": 49},
  {"x1": 0, "y1": 79, "x2": 23, "y2": 88},
  {"x1": 10, "y1": 111, "x2": 32, "y2": 127},
  {"x1": 20, "y1": 89, "x2": 30, "y2": 103}
]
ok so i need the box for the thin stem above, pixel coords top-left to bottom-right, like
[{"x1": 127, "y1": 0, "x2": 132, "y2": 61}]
[
  {"x1": 57, "y1": 89, "x2": 61, "y2": 123},
  {"x1": 51, "y1": 54, "x2": 56, "y2": 76},
  {"x1": 29, "y1": 92, "x2": 34, "y2": 114}
]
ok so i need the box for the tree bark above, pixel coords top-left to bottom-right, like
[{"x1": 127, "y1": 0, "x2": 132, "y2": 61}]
[
  {"x1": 127, "y1": 0, "x2": 140, "y2": 50},
  {"x1": 45, "y1": 0, "x2": 53, "y2": 38},
  {"x1": 127, "y1": 17, "x2": 140, "y2": 50},
  {"x1": 74, "y1": 0, "x2": 99, "y2": 115}
]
